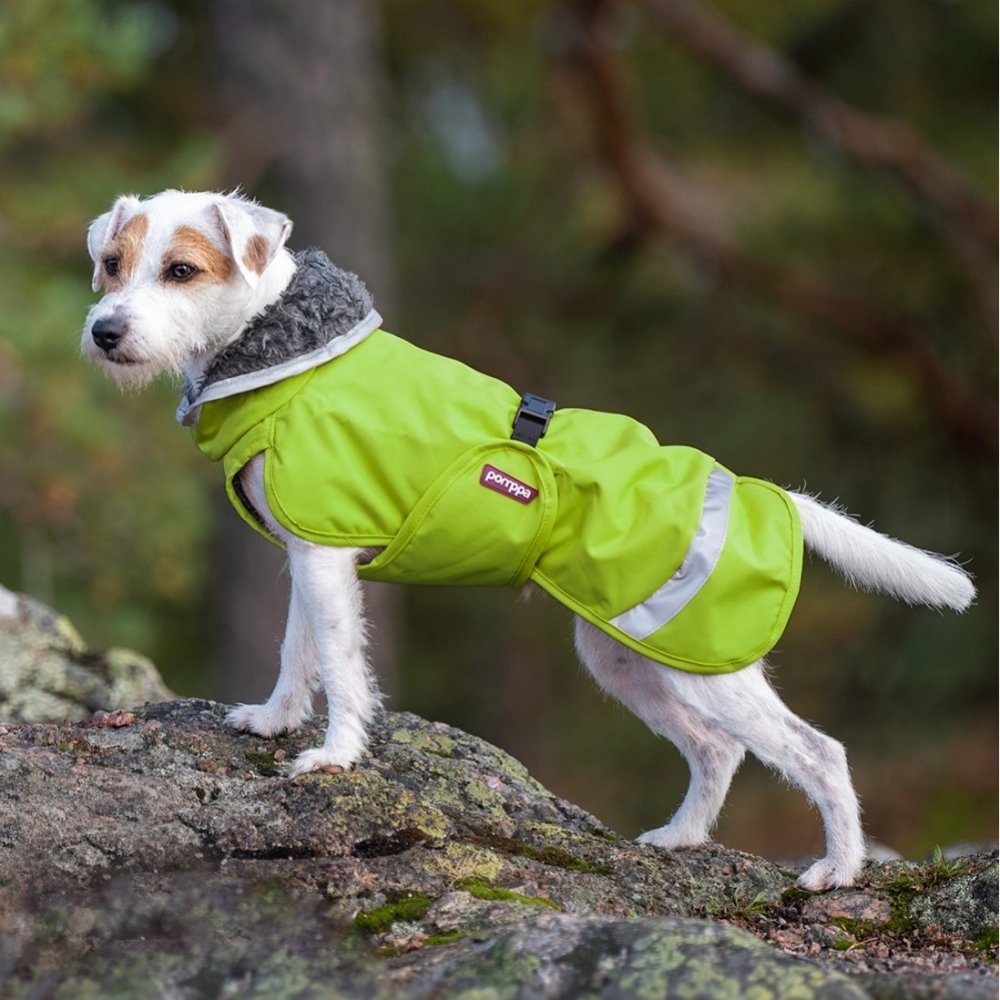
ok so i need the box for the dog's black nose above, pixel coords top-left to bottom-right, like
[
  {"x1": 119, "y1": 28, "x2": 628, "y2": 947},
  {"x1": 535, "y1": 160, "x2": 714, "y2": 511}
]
[{"x1": 91, "y1": 318, "x2": 124, "y2": 352}]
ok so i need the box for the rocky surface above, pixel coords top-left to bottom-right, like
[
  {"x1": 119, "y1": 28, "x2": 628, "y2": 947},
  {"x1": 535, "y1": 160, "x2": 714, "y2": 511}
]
[
  {"x1": 0, "y1": 583, "x2": 173, "y2": 723},
  {"x1": 0, "y1": 699, "x2": 995, "y2": 998},
  {"x1": 0, "y1": 587, "x2": 995, "y2": 998}
]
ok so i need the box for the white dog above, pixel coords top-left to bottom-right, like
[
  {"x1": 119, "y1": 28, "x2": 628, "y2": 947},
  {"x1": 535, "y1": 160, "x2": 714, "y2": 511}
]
[{"x1": 82, "y1": 190, "x2": 975, "y2": 891}]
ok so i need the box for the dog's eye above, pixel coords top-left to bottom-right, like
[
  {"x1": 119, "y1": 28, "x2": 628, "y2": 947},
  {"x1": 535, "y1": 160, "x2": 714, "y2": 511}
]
[
  {"x1": 167, "y1": 262, "x2": 198, "y2": 282},
  {"x1": 103, "y1": 256, "x2": 120, "y2": 277}
]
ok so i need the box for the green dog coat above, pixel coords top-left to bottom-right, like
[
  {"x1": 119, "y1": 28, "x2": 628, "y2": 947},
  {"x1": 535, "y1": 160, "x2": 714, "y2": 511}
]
[{"x1": 180, "y1": 251, "x2": 802, "y2": 675}]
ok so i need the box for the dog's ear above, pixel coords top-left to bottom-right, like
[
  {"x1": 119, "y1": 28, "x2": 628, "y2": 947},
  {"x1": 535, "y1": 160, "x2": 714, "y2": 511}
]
[
  {"x1": 212, "y1": 195, "x2": 293, "y2": 289},
  {"x1": 87, "y1": 195, "x2": 142, "y2": 292}
]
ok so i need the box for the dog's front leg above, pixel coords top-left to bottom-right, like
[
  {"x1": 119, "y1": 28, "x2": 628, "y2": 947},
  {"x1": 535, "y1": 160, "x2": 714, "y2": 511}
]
[
  {"x1": 283, "y1": 538, "x2": 379, "y2": 776},
  {"x1": 226, "y1": 452, "x2": 323, "y2": 740},
  {"x1": 226, "y1": 579, "x2": 319, "y2": 737}
]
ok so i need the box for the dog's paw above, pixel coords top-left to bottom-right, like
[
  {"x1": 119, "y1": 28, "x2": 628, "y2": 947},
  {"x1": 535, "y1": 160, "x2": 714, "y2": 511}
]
[
  {"x1": 796, "y1": 858, "x2": 860, "y2": 892},
  {"x1": 225, "y1": 702, "x2": 309, "y2": 738},
  {"x1": 287, "y1": 746, "x2": 359, "y2": 778},
  {"x1": 636, "y1": 825, "x2": 705, "y2": 851}
]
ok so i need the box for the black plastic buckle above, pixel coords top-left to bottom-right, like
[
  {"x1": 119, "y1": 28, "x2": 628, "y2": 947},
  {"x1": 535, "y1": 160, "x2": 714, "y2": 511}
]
[{"x1": 511, "y1": 393, "x2": 556, "y2": 447}]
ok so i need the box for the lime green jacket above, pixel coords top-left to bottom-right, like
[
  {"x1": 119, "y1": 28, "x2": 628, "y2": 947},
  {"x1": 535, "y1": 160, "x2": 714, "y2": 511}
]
[{"x1": 187, "y1": 324, "x2": 802, "y2": 675}]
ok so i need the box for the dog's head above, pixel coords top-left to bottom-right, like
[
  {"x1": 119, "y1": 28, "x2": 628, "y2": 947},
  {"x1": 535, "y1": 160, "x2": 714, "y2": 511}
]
[{"x1": 82, "y1": 189, "x2": 293, "y2": 387}]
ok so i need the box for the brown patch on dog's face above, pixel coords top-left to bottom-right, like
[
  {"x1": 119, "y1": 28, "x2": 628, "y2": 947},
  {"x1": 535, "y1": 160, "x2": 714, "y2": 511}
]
[
  {"x1": 242, "y1": 234, "x2": 271, "y2": 275},
  {"x1": 99, "y1": 213, "x2": 149, "y2": 291},
  {"x1": 162, "y1": 226, "x2": 236, "y2": 285}
]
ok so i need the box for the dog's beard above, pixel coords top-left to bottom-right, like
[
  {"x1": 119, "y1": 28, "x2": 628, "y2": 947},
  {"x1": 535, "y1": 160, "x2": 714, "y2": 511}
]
[
  {"x1": 80, "y1": 326, "x2": 187, "y2": 391},
  {"x1": 93, "y1": 355, "x2": 177, "y2": 390}
]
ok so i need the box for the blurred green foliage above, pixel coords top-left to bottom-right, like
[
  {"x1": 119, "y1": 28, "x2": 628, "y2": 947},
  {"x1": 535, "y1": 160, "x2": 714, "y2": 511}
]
[
  {"x1": 0, "y1": 0, "x2": 155, "y2": 141},
  {"x1": 0, "y1": 0, "x2": 994, "y2": 858},
  {"x1": 0, "y1": 0, "x2": 220, "y2": 662}
]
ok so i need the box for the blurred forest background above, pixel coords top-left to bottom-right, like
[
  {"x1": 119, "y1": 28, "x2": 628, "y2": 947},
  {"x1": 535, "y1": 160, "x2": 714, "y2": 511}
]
[{"x1": 0, "y1": 0, "x2": 995, "y2": 863}]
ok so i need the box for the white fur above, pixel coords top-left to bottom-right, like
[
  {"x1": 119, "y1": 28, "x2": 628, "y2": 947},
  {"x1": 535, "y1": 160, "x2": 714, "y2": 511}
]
[
  {"x1": 82, "y1": 189, "x2": 977, "y2": 891},
  {"x1": 790, "y1": 491, "x2": 974, "y2": 611},
  {"x1": 231, "y1": 454, "x2": 377, "y2": 775},
  {"x1": 82, "y1": 190, "x2": 296, "y2": 389}
]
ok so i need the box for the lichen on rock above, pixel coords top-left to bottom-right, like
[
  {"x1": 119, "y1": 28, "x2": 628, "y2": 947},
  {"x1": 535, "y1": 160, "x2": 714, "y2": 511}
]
[
  {"x1": 0, "y1": 588, "x2": 995, "y2": 998},
  {"x1": 0, "y1": 584, "x2": 173, "y2": 723},
  {"x1": 0, "y1": 699, "x2": 995, "y2": 998}
]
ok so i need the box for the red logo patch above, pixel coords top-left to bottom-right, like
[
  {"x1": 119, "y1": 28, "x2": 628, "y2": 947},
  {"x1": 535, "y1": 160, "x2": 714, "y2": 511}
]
[{"x1": 479, "y1": 464, "x2": 538, "y2": 504}]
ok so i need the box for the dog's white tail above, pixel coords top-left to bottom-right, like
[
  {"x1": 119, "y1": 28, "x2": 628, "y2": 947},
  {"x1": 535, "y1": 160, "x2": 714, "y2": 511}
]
[{"x1": 790, "y1": 492, "x2": 975, "y2": 611}]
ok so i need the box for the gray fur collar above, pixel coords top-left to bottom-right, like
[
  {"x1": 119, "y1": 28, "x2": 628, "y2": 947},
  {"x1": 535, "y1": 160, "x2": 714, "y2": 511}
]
[{"x1": 176, "y1": 249, "x2": 381, "y2": 426}]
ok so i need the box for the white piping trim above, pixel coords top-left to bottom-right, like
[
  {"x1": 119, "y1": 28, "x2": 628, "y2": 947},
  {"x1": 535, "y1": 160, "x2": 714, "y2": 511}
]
[
  {"x1": 176, "y1": 308, "x2": 382, "y2": 426},
  {"x1": 609, "y1": 467, "x2": 735, "y2": 640}
]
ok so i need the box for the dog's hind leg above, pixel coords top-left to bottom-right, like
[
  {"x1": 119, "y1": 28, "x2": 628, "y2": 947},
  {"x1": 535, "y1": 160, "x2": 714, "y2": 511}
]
[
  {"x1": 662, "y1": 662, "x2": 865, "y2": 890},
  {"x1": 575, "y1": 619, "x2": 745, "y2": 851},
  {"x1": 575, "y1": 618, "x2": 865, "y2": 890}
]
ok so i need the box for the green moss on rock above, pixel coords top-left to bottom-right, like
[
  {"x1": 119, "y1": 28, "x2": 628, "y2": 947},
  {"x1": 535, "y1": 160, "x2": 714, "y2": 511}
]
[
  {"x1": 458, "y1": 877, "x2": 560, "y2": 910},
  {"x1": 355, "y1": 893, "x2": 435, "y2": 934}
]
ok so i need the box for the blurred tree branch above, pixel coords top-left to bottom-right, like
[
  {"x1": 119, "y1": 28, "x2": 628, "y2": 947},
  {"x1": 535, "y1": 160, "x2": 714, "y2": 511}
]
[
  {"x1": 561, "y1": 0, "x2": 995, "y2": 455},
  {"x1": 644, "y1": 0, "x2": 997, "y2": 273}
]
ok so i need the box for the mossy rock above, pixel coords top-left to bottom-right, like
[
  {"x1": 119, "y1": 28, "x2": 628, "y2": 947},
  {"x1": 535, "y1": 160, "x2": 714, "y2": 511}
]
[
  {"x1": 0, "y1": 696, "x2": 993, "y2": 997},
  {"x1": 0, "y1": 585, "x2": 173, "y2": 723}
]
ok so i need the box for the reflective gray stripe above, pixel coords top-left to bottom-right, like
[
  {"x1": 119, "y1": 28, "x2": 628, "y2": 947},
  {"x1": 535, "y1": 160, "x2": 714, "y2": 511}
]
[
  {"x1": 610, "y1": 468, "x2": 734, "y2": 640},
  {"x1": 176, "y1": 309, "x2": 383, "y2": 427}
]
